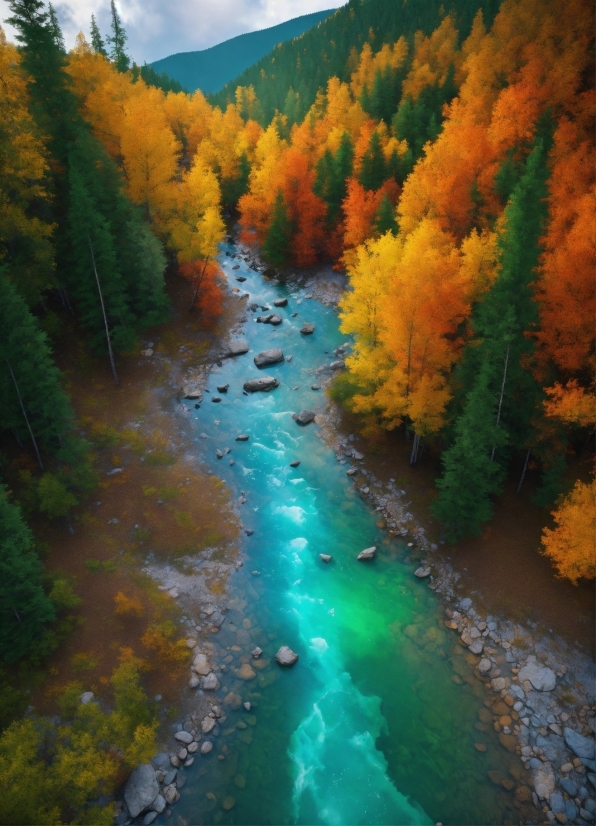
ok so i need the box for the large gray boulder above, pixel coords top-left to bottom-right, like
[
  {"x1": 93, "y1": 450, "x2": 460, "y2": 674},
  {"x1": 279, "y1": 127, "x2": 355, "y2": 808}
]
[
  {"x1": 273, "y1": 297, "x2": 288, "y2": 307},
  {"x1": 533, "y1": 761, "x2": 555, "y2": 800},
  {"x1": 357, "y1": 546, "x2": 376, "y2": 561},
  {"x1": 124, "y1": 764, "x2": 159, "y2": 818},
  {"x1": 201, "y1": 672, "x2": 221, "y2": 690},
  {"x1": 564, "y1": 727, "x2": 595, "y2": 759},
  {"x1": 182, "y1": 383, "x2": 203, "y2": 400},
  {"x1": 275, "y1": 646, "x2": 298, "y2": 666},
  {"x1": 225, "y1": 341, "x2": 249, "y2": 357},
  {"x1": 293, "y1": 410, "x2": 315, "y2": 425},
  {"x1": 254, "y1": 349, "x2": 284, "y2": 368},
  {"x1": 300, "y1": 323, "x2": 315, "y2": 334},
  {"x1": 174, "y1": 730, "x2": 193, "y2": 745},
  {"x1": 518, "y1": 656, "x2": 556, "y2": 691},
  {"x1": 244, "y1": 377, "x2": 279, "y2": 393}
]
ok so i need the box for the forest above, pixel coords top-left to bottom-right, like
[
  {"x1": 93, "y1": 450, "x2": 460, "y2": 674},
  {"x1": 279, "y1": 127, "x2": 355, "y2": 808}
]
[{"x1": 0, "y1": 0, "x2": 593, "y2": 820}]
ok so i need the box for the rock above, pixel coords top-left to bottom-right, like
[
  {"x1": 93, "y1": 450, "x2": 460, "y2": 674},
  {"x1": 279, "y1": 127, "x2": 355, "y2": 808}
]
[
  {"x1": 225, "y1": 341, "x2": 249, "y2": 357},
  {"x1": 518, "y1": 656, "x2": 556, "y2": 692},
  {"x1": 357, "y1": 546, "x2": 376, "y2": 561},
  {"x1": 478, "y1": 658, "x2": 492, "y2": 674},
  {"x1": 193, "y1": 653, "x2": 211, "y2": 676},
  {"x1": 273, "y1": 298, "x2": 288, "y2": 307},
  {"x1": 564, "y1": 727, "x2": 595, "y2": 760},
  {"x1": 177, "y1": 748, "x2": 187, "y2": 761},
  {"x1": 268, "y1": 314, "x2": 282, "y2": 325},
  {"x1": 216, "y1": 384, "x2": 229, "y2": 393},
  {"x1": 491, "y1": 677, "x2": 508, "y2": 691},
  {"x1": 152, "y1": 753, "x2": 170, "y2": 772},
  {"x1": 124, "y1": 764, "x2": 159, "y2": 818},
  {"x1": 499, "y1": 733, "x2": 518, "y2": 752},
  {"x1": 534, "y1": 762, "x2": 556, "y2": 799},
  {"x1": 235, "y1": 275, "x2": 246, "y2": 282},
  {"x1": 320, "y1": 554, "x2": 332, "y2": 563},
  {"x1": 222, "y1": 796, "x2": 236, "y2": 811},
  {"x1": 223, "y1": 692, "x2": 242, "y2": 709},
  {"x1": 236, "y1": 434, "x2": 249, "y2": 441},
  {"x1": 189, "y1": 676, "x2": 200, "y2": 688},
  {"x1": 212, "y1": 396, "x2": 222, "y2": 403},
  {"x1": 187, "y1": 742, "x2": 198, "y2": 754},
  {"x1": 201, "y1": 673, "x2": 221, "y2": 691},
  {"x1": 183, "y1": 384, "x2": 203, "y2": 400},
  {"x1": 163, "y1": 784, "x2": 177, "y2": 805},
  {"x1": 346, "y1": 468, "x2": 357, "y2": 476},
  {"x1": 237, "y1": 663, "x2": 256, "y2": 680},
  {"x1": 329, "y1": 360, "x2": 345, "y2": 369},
  {"x1": 151, "y1": 795, "x2": 166, "y2": 814},
  {"x1": 202, "y1": 717, "x2": 216, "y2": 734},
  {"x1": 200, "y1": 741, "x2": 213, "y2": 755},
  {"x1": 251, "y1": 647, "x2": 263, "y2": 659},
  {"x1": 550, "y1": 793, "x2": 565, "y2": 814},
  {"x1": 275, "y1": 646, "x2": 299, "y2": 666},
  {"x1": 290, "y1": 461, "x2": 301, "y2": 467},
  {"x1": 243, "y1": 377, "x2": 279, "y2": 393},
  {"x1": 80, "y1": 691, "x2": 95, "y2": 705},
  {"x1": 300, "y1": 323, "x2": 315, "y2": 334},
  {"x1": 216, "y1": 449, "x2": 224, "y2": 459},
  {"x1": 254, "y1": 348, "x2": 284, "y2": 368},
  {"x1": 311, "y1": 384, "x2": 320, "y2": 390},
  {"x1": 459, "y1": 598, "x2": 472, "y2": 612},
  {"x1": 469, "y1": 639, "x2": 484, "y2": 655},
  {"x1": 414, "y1": 566, "x2": 431, "y2": 578},
  {"x1": 143, "y1": 812, "x2": 158, "y2": 825},
  {"x1": 174, "y1": 730, "x2": 193, "y2": 745},
  {"x1": 169, "y1": 755, "x2": 180, "y2": 768},
  {"x1": 293, "y1": 409, "x2": 316, "y2": 425}
]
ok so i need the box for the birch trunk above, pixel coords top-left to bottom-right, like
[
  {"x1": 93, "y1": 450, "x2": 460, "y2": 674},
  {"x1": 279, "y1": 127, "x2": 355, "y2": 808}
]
[
  {"x1": 88, "y1": 235, "x2": 119, "y2": 386},
  {"x1": 6, "y1": 358, "x2": 44, "y2": 470}
]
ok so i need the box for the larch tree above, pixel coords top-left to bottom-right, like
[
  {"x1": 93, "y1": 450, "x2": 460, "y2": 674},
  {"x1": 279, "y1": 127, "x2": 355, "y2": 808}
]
[{"x1": 108, "y1": 0, "x2": 129, "y2": 73}]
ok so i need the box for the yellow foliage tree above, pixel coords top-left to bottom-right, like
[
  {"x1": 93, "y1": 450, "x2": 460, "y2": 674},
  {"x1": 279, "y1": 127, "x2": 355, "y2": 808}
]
[{"x1": 541, "y1": 479, "x2": 596, "y2": 584}]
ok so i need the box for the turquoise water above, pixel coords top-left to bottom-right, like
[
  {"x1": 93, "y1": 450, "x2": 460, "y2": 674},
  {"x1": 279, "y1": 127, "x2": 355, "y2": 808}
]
[{"x1": 168, "y1": 242, "x2": 521, "y2": 825}]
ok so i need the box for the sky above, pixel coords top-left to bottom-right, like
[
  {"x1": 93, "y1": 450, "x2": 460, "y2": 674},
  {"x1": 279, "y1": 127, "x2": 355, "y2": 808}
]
[{"x1": 0, "y1": 0, "x2": 344, "y2": 65}]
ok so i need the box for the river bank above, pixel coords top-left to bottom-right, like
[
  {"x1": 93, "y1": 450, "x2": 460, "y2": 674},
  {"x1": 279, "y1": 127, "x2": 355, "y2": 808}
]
[{"x1": 113, "y1": 235, "x2": 594, "y2": 826}]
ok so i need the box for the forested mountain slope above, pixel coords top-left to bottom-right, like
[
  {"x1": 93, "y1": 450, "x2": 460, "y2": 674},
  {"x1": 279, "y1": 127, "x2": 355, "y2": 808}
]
[
  {"x1": 211, "y1": 0, "x2": 501, "y2": 123},
  {"x1": 151, "y1": 10, "x2": 334, "y2": 94}
]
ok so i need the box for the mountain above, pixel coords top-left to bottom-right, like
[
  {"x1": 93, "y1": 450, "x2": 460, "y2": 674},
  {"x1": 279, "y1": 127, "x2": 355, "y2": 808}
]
[
  {"x1": 211, "y1": 0, "x2": 501, "y2": 124},
  {"x1": 150, "y1": 10, "x2": 335, "y2": 95}
]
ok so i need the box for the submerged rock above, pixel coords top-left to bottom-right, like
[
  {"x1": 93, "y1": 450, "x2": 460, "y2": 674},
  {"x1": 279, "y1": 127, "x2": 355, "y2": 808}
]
[
  {"x1": 414, "y1": 565, "x2": 431, "y2": 578},
  {"x1": 289, "y1": 460, "x2": 301, "y2": 467},
  {"x1": 300, "y1": 323, "x2": 315, "y2": 334},
  {"x1": 357, "y1": 546, "x2": 376, "y2": 561},
  {"x1": 293, "y1": 409, "x2": 315, "y2": 425},
  {"x1": 201, "y1": 673, "x2": 221, "y2": 691},
  {"x1": 275, "y1": 646, "x2": 299, "y2": 666},
  {"x1": 243, "y1": 377, "x2": 279, "y2": 393},
  {"x1": 182, "y1": 384, "x2": 203, "y2": 400},
  {"x1": 254, "y1": 348, "x2": 284, "y2": 368},
  {"x1": 320, "y1": 554, "x2": 332, "y2": 563},
  {"x1": 124, "y1": 764, "x2": 159, "y2": 818}
]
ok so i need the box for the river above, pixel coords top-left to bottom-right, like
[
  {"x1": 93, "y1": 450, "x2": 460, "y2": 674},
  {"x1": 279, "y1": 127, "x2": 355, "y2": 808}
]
[{"x1": 164, "y1": 238, "x2": 522, "y2": 825}]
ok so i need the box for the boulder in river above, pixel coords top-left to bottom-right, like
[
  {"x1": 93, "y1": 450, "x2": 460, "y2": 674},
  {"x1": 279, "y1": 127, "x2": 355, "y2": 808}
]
[
  {"x1": 124, "y1": 764, "x2": 159, "y2": 818},
  {"x1": 254, "y1": 348, "x2": 284, "y2": 368},
  {"x1": 357, "y1": 546, "x2": 376, "y2": 561},
  {"x1": 268, "y1": 314, "x2": 282, "y2": 325},
  {"x1": 244, "y1": 377, "x2": 279, "y2": 393},
  {"x1": 174, "y1": 731, "x2": 193, "y2": 745},
  {"x1": 275, "y1": 646, "x2": 299, "y2": 666},
  {"x1": 320, "y1": 554, "x2": 332, "y2": 563},
  {"x1": 414, "y1": 565, "x2": 431, "y2": 578},
  {"x1": 216, "y1": 384, "x2": 229, "y2": 393},
  {"x1": 329, "y1": 360, "x2": 345, "y2": 370},
  {"x1": 201, "y1": 673, "x2": 220, "y2": 691},
  {"x1": 289, "y1": 460, "x2": 300, "y2": 467},
  {"x1": 251, "y1": 647, "x2": 263, "y2": 659},
  {"x1": 182, "y1": 384, "x2": 203, "y2": 400},
  {"x1": 235, "y1": 434, "x2": 249, "y2": 441},
  {"x1": 273, "y1": 297, "x2": 288, "y2": 307},
  {"x1": 300, "y1": 323, "x2": 315, "y2": 334},
  {"x1": 563, "y1": 727, "x2": 595, "y2": 759},
  {"x1": 225, "y1": 341, "x2": 249, "y2": 357},
  {"x1": 293, "y1": 409, "x2": 315, "y2": 425}
]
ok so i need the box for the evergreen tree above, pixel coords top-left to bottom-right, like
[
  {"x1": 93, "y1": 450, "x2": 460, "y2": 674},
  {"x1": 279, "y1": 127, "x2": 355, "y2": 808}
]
[
  {"x1": 262, "y1": 191, "x2": 293, "y2": 266},
  {"x1": 108, "y1": 0, "x2": 130, "y2": 73},
  {"x1": 358, "y1": 131, "x2": 387, "y2": 190},
  {"x1": 0, "y1": 485, "x2": 55, "y2": 663},
  {"x1": 314, "y1": 132, "x2": 353, "y2": 226},
  {"x1": 0, "y1": 271, "x2": 74, "y2": 463},
  {"x1": 47, "y1": 3, "x2": 64, "y2": 50},
  {"x1": 221, "y1": 152, "x2": 251, "y2": 207},
  {"x1": 432, "y1": 362, "x2": 507, "y2": 540},
  {"x1": 373, "y1": 194, "x2": 398, "y2": 235},
  {"x1": 90, "y1": 13, "x2": 107, "y2": 56}
]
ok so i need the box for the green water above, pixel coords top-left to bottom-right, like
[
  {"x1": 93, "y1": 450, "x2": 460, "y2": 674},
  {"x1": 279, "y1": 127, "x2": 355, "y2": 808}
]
[{"x1": 166, "y1": 242, "x2": 522, "y2": 825}]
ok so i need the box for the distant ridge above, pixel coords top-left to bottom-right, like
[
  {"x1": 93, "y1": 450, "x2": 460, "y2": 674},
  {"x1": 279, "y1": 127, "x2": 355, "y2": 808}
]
[{"x1": 150, "y1": 10, "x2": 335, "y2": 95}]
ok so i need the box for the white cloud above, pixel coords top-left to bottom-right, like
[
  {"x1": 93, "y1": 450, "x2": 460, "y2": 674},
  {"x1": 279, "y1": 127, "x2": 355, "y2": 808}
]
[{"x1": 0, "y1": 0, "x2": 343, "y2": 64}]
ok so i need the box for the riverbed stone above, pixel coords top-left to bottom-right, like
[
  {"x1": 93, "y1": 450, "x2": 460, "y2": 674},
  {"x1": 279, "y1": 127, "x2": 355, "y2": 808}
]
[
  {"x1": 200, "y1": 741, "x2": 213, "y2": 754},
  {"x1": 293, "y1": 410, "x2": 316, "y2": 425},
  {"x1": 243, "y1": 377, "x2": 279, "y2": 393},
  {"x1": 564, "y1": 727, "x2": 595, "y2": 759},
  {"x1": 534, "y1": 762, "x2": 556, "y2": 799},
  {"x1": 518, "y1": 656, "x2": 556, "y2": 691},
  {"x1": 320, "y1": 554, "x2": 332, "y2": 563},
  {"x1": 225, "y1": 341, "x2": 249, "y2": 357},
  {"x1": 275, "y1": 646, "x2": 298, "y2": 666},
  {"x1": 222, "y1": 796, "x2": 236, "y2": 811},
  {"x1": 124, "y1": 764, "x2": 159, "y2": 818},
  {"x1": 414, "y1": 565, "x2": 431, "y2": 578},
  {"x1": 251, "y1": 647, "x2": 262, "y2": 658},
  {"x1": 357, "y1": 546, "x2": 376, "y2": 561},
  {"x1": 193, "y1": 653, "x2": 211, "y2": 676},
  {"x1": 174, "y1": 731, "x2": 193, "y2": 745},
  {"x1": 163, "y1": 785, "x2": 177, "y2": 805},
  {"x1": 201, "y1": 673, "x2": 221, "y2": 691},
  {"x1": 469, "y1": 639, "x2": 484, "y2": 655},
  {"x1": 478, "y1": 658, "x2": 492, "y2": 673},
  {"x1": 202, "y1": 717, "x2": 216, "y2": 734},
  {"x1": 300, "y1": 323, "x2": 315, "y2": 334},
  {"x1": 254, "y1": 349, "x2": 284, "y2": 368},
  {"x1": 236, "y1": 434, "x2": 249, "y2": 441},
  {"x1": 223, "y1": 692, "x2": 242, "y2": 709},
  {"x1": 237, "y1": 663, "x2": 257, "y2": 680},
  {"x1": 491, "y1": 677, "x2": 508, "y2": 691}
]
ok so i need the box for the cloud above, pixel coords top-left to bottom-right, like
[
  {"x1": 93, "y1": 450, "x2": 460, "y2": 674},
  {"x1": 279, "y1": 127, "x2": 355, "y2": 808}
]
[{"x1": 0, "y1": 0, "x2": 343, "y2": 64}]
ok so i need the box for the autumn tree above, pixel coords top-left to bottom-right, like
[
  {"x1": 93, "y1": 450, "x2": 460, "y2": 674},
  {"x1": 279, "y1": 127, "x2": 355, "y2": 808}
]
[
  {"x1": 90, "y1": 13, "x2": 107, "y2": 55},
  {"x1": 541, "y1": 479, "x2": 596, "y2": 584},
  {"x1": 262, "y1": 191, "x2": 292, "y2": 266}
]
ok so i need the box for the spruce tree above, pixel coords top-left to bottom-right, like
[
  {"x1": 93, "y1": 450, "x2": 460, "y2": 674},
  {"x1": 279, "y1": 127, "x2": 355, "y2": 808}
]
[
  {"x1": 262, "y1": 191, "x2": 293, "y2": 266},
  {"x1": 358, "y1": 131, "x2": 387, "y2": 190},
  {"x1": 47, "y1": 3, "x2": 64, "y2": 50},
  {"x1": 373, "y1": 194, "x2": 398, "y2": 236},
  {"x1": 90, "y1": 13, "x2": 107, "y2": 56},
  {"x1": 314, "y1": 132, "x2": 353, "y2": 226},
  {"x1": 108, "y1": 0, "x2": 130, "y2": 73},
  {"x1": 0, "y1": 485, "x2": 55, "y2": 663}
]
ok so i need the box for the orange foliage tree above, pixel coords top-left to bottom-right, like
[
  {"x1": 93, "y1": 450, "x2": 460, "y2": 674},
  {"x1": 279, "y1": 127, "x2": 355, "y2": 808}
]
[{"x1": 541, "y1": 479, "x2": 596, "y2": 584}]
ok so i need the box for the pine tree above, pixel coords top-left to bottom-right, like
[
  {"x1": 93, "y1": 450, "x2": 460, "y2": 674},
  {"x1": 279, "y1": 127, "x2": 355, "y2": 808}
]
[
  {"x1": 47, "y1": 3, "x2": 64, "y2": 50},
  {"x1": 359, "y1": 131, "x2": 387, "y2": 191},
  {"x1": 373, "y1": 194, "x2": 398, "y2": 235},
  {"x1": 262, "y1": 191, "x2": 293, "y2": 266},
  {"x1": 314, "y1": 132, "x2": 353, "y2": 226},
  {"x1": 0, "y1": 485, "x2": 55, "y2": 663},
  {"x1": 90, "y1": 13, "x2": 107, "y2": 56},
  {"x1": 0, "y1": 271, "x2": 74, "y2": 464},
  {"x1": 108, "y1": 0, "x2": 130, "y2": 73}
]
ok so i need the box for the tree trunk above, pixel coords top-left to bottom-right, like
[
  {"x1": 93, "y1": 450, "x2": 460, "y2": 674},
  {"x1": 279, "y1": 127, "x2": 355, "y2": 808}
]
[
  {"x1": 6, "y1": 358, "x2": 44, "y2": 470},
  {"x1": 491, "y1": 343, "x2": 510, "y2": 461},
  {"x1": 88, "y1": 235, "x2": 119, "y2": 386},
  {"x1": 189, "y1": 258, "x2": 209, "y2": 311},
  {"x1": 65, "y1": 513, "x2": 74, "y2": 535},
  {"x1": 410, "y1": 432, "x2": 420, "y2": 465},
  {"x1": 516, "y1": 448, "x2": 531, "y2": 494}
]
